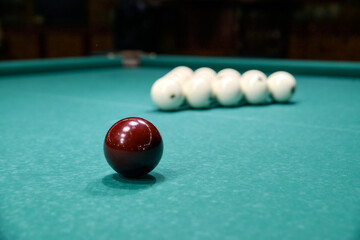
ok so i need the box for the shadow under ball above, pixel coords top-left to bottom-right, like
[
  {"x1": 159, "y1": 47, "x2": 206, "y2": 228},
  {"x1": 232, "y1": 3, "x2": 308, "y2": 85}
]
[{"x1": 104, "y1": 117, "x2": 163, "y2": 178}]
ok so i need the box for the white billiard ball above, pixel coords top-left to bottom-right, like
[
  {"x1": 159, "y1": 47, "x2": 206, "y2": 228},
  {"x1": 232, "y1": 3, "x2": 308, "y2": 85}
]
[
  {"x1": 151, "y1": 78, "x2": 185, "y2": 111},
  {"x1": 171, "y1": 66, "x2": 193, "y2": 79},
  {"x1": 164, "y1": 66, "x2": 193, "y2": 92},
  {"x1": 194, "y1": 67, "x2": 217, "y2": 80},
  {"x1": 212, "y1": 74, "x2": 243, "y2": 107},
  {"x1": 183, "y1": 76, "x2": 213, "y2": 108},
  {"x1": 217, "y1": 68, "x2": 241, "y2": 79},
  {"x1": 240, "y1": 70, "x2": 269, "y2": 104},
  {"x1": 164, "y1": 72, "x2": 187, "y2": 85},
  {"x1": 267, "y1": 71, "x2": 296, "y2": 102}
]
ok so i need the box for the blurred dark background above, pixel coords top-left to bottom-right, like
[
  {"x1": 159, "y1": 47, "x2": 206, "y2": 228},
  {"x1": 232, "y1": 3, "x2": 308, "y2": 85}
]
[{"x1": 0, "y1": 0, "x2": 359, "y2": 61}]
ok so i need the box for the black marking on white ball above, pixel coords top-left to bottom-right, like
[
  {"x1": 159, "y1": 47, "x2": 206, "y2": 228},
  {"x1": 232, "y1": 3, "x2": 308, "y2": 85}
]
[{"x1": 291, "y1": 86, "x2": 296, "y2": 95}]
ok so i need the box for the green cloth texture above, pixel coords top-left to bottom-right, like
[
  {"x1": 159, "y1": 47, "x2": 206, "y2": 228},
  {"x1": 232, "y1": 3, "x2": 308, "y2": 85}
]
[{"x1": 0, "y1": 56, "x2": 359, "y2": 240}]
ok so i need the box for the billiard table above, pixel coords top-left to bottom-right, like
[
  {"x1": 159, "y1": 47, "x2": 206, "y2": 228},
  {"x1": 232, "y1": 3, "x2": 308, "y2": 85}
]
[{"x1": 0, "y1": 55, "x2": 359, "y2": 240}]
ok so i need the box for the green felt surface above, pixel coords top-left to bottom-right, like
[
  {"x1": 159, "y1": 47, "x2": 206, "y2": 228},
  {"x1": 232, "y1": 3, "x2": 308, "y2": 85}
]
[
  {"x1": 0, "y1": 57, "x2": 360, "y2": 240},
  {"x1": 0, "y1": 55, "x2": 123, "y2": 76}
]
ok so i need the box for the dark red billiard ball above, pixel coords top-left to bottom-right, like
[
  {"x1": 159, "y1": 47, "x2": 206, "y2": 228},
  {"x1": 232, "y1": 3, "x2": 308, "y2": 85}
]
[{"x1": 104, "y1": 117, "x2": 163, "y2": 178}]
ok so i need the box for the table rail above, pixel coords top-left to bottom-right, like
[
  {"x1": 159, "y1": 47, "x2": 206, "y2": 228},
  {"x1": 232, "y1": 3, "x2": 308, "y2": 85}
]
[
  {"x1": 141, "y1": 55, "x2": 360, "y2": 78},
  {"x1": 1, "y1": 54, "x2": 359, "y2": 78}
]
